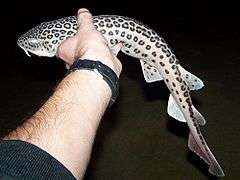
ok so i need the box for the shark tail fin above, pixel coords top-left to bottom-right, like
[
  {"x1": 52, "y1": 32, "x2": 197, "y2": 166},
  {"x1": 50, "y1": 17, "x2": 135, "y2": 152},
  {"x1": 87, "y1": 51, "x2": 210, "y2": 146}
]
[
  {"x1": 188, "y1": 133, "x2": 225, "y2": 177},
  {"x1": 178, "y1": 65, "x2": 204, "y2": 90}
]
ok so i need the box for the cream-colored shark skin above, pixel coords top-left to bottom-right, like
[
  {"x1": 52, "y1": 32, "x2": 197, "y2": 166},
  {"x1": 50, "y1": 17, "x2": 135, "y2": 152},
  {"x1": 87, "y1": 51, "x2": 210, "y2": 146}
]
[{"x1": 17, "y1": 15, "x2": 224, "y2": 177}]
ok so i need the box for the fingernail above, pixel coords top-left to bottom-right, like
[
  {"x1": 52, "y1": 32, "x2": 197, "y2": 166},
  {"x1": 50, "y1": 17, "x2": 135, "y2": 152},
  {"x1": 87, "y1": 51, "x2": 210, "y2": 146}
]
[{"x1": 77, "y1": 8, "x2": 89, "y2": 16}]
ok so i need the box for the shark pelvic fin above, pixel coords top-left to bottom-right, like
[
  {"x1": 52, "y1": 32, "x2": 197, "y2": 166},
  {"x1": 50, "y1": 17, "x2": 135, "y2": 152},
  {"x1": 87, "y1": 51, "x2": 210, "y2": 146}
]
[{"x1": 139, "y1": 60, "x2": 163, "y2": 83}]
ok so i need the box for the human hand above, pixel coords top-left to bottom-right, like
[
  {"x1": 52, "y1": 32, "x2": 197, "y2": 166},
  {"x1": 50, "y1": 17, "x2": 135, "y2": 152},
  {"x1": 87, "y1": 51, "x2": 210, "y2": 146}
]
[{"x1": 57, "y1": 8, "x2": 123, "y2": 77}]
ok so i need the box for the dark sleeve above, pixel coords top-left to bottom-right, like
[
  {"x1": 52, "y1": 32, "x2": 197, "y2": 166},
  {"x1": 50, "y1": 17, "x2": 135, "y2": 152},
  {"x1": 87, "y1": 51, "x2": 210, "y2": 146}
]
[{"x1": 0, "y1": 140, "x2": 76, "y2": 180}]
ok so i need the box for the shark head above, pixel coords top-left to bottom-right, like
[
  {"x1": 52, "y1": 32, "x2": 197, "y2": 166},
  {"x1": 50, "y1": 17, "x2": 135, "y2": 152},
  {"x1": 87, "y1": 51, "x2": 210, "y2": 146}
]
[{"x1": 17, "y1": 18, "x2": 76, "y2": 57}]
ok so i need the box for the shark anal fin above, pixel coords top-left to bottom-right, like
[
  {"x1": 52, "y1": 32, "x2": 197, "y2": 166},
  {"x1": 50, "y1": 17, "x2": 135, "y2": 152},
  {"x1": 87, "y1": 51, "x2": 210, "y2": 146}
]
[
  {"x1": 139, "y1": 60, "x2": 163, "y2": 83},
  {"x1": 167, "y1": 95, "x2": 186, "y2": 123},
  {"x1": 167, "y1": 95, "x2": 206, "y2": 125}
]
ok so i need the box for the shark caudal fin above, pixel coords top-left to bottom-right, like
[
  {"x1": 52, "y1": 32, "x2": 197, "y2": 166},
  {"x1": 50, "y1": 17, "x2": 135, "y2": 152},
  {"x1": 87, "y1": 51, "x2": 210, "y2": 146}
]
[
  {"x1": 178, "y1": 65, "x2": 204, "y2": 90},
  {"x1": 188, "y1": 133, "x2": 225, "y2": 177},
  {"x1": 167, "y1": 95, "x2": 206, "y2": 125}
]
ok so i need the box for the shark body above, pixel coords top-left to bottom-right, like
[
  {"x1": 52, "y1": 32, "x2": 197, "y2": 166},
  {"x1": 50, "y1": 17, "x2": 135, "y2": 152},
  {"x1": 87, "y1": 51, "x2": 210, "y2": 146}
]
[{"x1": 17, "y1": 15, "x2": 225, "y2": 177}]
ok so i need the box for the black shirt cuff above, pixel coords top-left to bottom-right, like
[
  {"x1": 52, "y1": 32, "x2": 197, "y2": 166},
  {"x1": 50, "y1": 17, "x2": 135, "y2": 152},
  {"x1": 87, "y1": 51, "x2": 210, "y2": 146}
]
[{"x1": 0, "y1": 140, "x2": 76, "y2": 179}]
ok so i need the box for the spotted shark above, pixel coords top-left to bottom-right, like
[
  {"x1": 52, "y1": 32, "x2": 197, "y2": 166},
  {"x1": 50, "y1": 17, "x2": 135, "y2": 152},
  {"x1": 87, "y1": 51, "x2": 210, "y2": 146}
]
[{"x1": 17, "y1": 15, "x2": 225, "y2": 177}]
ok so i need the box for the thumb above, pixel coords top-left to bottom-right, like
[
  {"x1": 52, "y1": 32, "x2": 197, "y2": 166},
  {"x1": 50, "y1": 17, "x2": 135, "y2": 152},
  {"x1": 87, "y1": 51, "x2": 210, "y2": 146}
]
[{"x1": 76, "y1": 8, "x2": 95, "y2": 34}]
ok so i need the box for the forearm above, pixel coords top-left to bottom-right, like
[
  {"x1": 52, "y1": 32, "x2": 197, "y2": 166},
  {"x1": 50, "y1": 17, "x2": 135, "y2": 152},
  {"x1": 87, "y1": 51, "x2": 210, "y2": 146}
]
[{"x1": 4, "y1": 70, "x2": 111, "y2": 179}]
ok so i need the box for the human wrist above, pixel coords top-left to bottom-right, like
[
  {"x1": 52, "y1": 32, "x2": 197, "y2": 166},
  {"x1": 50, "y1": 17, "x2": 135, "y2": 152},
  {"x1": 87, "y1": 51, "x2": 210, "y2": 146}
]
[
  {"x1": 68, "y1": 59, "x2": 119, "y2": 107},
  {"x1": 57, "y1": 70, "x2": 112, "y2": 106}
]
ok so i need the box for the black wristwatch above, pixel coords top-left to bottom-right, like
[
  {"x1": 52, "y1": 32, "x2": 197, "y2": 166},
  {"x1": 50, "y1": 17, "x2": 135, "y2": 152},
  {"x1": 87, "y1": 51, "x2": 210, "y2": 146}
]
[{"x1": 68, "y1": 59, "x2": 119, "y2": 107}]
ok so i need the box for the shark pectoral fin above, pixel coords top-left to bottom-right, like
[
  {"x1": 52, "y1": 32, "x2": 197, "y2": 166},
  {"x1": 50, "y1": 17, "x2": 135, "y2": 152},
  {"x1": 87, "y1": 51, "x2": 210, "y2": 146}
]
[
  {"x1": 192, "y1": 106, "x2": 206, "y2": 126},
  {"x1": 167, "y1": 95, "x2": 206, "y2": 125},
  {"x1": 178, "y1": 65, "x2": 204, "y2": 90},
  {"x1": 188, "y1": 133, "x2": 225, "y2": 177},
  {"x1": 139, "y1": 60, "x2": 163, "y2": 83},
  {"x1": 167, "y1": 95, "x2": 186, "y2": 123}
]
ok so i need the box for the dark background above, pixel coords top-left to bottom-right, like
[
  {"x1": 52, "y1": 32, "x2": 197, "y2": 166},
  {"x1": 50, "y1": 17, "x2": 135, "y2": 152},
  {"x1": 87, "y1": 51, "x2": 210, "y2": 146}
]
[{"x1": 1, "y1": 0, "x2": 240, "y2": 179}]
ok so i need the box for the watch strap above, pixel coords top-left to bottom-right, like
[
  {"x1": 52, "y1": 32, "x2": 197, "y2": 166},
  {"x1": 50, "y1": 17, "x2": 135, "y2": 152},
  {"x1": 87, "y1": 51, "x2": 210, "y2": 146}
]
[{"x1": 68, "y1": 59, "x2": 119, "y2": 107}]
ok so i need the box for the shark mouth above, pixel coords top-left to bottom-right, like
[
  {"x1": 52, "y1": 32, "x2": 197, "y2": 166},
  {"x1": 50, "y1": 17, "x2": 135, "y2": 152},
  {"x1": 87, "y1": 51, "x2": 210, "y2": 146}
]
[
  {"x1": 19, "y1": 46, "x2": 31, "y2": 57},
  {"x1": 18, "y1": 45, "x2": 56, "y2": 58}
]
